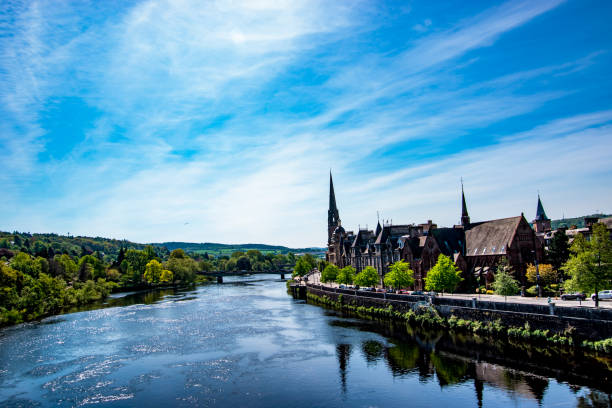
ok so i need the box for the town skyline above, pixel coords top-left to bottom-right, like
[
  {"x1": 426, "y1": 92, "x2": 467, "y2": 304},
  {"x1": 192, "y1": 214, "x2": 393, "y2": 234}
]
[{"x1": 1, "y1": 0, "x2": 611, "y2": 247}]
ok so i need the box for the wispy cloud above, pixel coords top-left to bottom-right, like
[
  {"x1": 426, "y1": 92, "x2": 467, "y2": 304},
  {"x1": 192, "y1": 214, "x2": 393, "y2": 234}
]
[{"x1": 1, "y1": 0, "x2": 611, "y2": 246}]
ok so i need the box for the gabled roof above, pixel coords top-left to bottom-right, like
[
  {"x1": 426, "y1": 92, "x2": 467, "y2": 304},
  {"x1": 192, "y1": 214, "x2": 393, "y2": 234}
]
[
  {"x1": 430, "y1": 227, "x2": 466, "y2": 256},
  {"x1": 465, "y1": 216, "x2": 523, "y2": 256},
  {"x1": 375, "y1": 225, "x2": 414, "y2": 245}
]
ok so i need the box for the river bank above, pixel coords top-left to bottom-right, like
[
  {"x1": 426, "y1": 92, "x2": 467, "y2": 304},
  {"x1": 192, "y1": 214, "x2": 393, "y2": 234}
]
[{"x1": 301, "y1": 284, "x2": 612, "y2": 355}]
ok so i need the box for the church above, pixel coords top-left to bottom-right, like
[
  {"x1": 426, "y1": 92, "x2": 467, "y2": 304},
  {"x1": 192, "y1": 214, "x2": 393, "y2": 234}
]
[{"x1": 326, "y1": 173, "x2": 544, "y2": 291}]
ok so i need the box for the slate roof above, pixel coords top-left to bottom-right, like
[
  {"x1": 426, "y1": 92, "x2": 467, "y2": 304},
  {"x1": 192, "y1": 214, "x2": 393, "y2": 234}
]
[
  {"x1": 430, "y1": 227, "x2": 466, "y2": 256},
  {"x1": 465, "y1": 216, "x2": 522, "y2": 256},
  {"x1": 535, "y1": 195, "x2": 549, "y2": 221}
]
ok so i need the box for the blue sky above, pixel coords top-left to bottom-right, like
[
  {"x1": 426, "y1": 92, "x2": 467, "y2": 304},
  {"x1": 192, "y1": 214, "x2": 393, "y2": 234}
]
[{"x1": 1, "y1": 0, "x2": 611, "y2": 247}]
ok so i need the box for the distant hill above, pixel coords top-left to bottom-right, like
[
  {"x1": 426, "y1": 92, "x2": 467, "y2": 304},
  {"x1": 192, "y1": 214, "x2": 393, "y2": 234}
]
[
  {"x1": 550, "y1": 214, "x2": 611, "y2": 230},
  {"x1": 0, "y1": 230, "x2": 324, "y2": 261},
  {"x1": 152, "y1": 242, "x2": 325, "y2": 256}
]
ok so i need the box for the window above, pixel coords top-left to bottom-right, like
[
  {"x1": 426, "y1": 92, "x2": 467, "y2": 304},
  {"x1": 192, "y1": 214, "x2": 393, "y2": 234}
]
[
  {"x1": 492, "y1": 246, "x2": 496, "y2": 253},
  {"x1": 473, "y1": 248, "x2": 478, "y2": 255},
  {"x1": 482, "y1": 247, "x2": 487, "y2": 254}
]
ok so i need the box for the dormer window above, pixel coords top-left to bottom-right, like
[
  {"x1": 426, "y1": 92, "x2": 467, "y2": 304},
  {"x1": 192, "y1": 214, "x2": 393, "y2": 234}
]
[
  {"x1": 482, "y1": 247, "x2": 487, "y2": 255},
  {"x1": 473, "y1": 248, "x2": 478, "y2": 255}
]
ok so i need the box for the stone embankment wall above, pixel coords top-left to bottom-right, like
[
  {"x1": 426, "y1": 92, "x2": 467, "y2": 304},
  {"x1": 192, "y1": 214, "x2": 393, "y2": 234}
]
[{"x1": 306, "y1": 284, "x2": 612, "y2": 340}]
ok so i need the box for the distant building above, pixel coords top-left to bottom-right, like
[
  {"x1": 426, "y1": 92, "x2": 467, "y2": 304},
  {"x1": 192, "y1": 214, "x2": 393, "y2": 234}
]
[{"x1": 326, "y1": 173, "x2": 543, "y2": 290}]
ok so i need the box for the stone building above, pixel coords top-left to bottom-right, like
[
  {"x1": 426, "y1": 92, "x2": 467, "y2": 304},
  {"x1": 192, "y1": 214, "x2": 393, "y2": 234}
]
[{"x1": 326, "y1": 173, "x2": 543, "y2": 290}]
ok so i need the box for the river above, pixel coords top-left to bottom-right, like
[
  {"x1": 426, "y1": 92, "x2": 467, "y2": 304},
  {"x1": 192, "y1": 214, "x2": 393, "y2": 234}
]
[{"x1": 0, "y1": 275, "x2": 610, "y2": 407}]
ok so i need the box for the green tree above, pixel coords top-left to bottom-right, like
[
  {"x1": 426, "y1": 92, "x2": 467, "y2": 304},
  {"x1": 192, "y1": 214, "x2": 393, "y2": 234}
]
[
  {"x1": 424, "y1": 255, "x2": 463, "y2": 294},
  {"x1": 354, "y1": 266, "x2": 379, "y2": 287},
  {"x1": 492, "y1": 269, "x2": 520, "y2": 301},
  {"x1": 292, "y1": 256, "x2": 312, "y2": 277},
  {"x1": 170, "y1": 248, "x2": 187, "y2": 259},
  {"x1": 383, "y1": 261, "x2": 414, "y2": 290},
  {"x1": 547, "y1": 230, "x2": 570, "y2": 273},
  {"x1": 321, "y1": 264, "x2": 339, "y2": 283},
  {"x1": 165, "y1": 255, "x2": 198, "y2": 283},
  {"x1": 336, "y1": 266, "x2": 356, "y2": 285},
  {"x1": 563, "y1": 224, "x2": 612, "y2": 307},
  {"x1": 144, "y1": 260, "x2": 163, "y2": 284},
  {"x1": 10, "y1": 252, "x2": 42, "y2": 279},
  {"x1": 236, "y1": 256, "x2": 251, "y2": 271}
]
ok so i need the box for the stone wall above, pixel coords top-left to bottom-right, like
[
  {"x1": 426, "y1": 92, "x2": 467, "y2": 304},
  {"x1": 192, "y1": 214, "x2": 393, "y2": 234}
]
[{"x1": 306, "y1": 285, "x2": 612, "y2": 340}]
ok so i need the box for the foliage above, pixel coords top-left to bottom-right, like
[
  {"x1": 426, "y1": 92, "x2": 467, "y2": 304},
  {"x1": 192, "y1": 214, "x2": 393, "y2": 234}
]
[
  {"x1": 526, "y1": 263, "x2": 557, "y2": 286},
  {"x1": 144, "y1": 260, "x2": 163, "y2": 284},
  {"x1": 336, "y1": 266, "x2": 356, "y2": 285},
  {"x1": 0, "y1": 260, "x2": 116, "y2": 327},
  {"x1": 292, "y1": 256, "x2": 313, "y2": 277},
  {"x1": 563, "y1": 224, "x2": 612, "y2": 305},
  {"x1": 547, "y1": 231, "x2": 570, "y2": 272},
  {"x1": 492, "y1": 269, "x2": 520, "y2": 301},
  {"x1": 354, "y1": 266, "x2": 379, "y2": 287},
  {"x1": 164, "y1": 256, "x2": 199, "y2": 283},
  {"x1": 321, "y1": 264, "x2": 339, "y2": 283},
  {"x1": 424, "y1": 255, "x2": 462, "y2": 293},
  {"x1": 383, "y1": 261, "x2": 414, "y2": 290}
]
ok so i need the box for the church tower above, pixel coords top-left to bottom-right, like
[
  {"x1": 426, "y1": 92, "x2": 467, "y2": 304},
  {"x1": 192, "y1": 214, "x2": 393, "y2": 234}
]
[
  {"x1": 328, "y1": 172, "x2": 341, "y2": 244},
  {"x1": 533, "y1": 194, "x2": 551, "y2": 233},
  {"x1": 461, "y1": 182, "x2": 471, "y2": 227}
]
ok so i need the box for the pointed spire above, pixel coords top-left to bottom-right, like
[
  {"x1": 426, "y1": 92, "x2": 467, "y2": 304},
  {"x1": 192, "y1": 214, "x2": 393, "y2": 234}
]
[
  {"x1": 461, "y1": 179, "x2": 470, "y2": 226},
  {"x1": 535, "y1": 194, "x2": 549, "y2": 221},
  {"x1": 328, "y1": 171, "x2": 340, "y2": 244},
  {"x1": 329, "y1": 171, "x2": 338, "y2": 216}
]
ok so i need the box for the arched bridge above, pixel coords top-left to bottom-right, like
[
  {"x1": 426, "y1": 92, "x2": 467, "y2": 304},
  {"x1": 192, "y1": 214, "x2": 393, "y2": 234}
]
[{"x1": 197, "y1": 266, "x2": 293, "y2": 283}]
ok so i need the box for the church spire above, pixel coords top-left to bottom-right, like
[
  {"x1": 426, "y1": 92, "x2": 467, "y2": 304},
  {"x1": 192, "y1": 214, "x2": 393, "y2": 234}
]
[
  {"x1": 461, "y1": 179, "x2": 470, "y2": 227},
  {"x1": 328, "y1": 171, "x2": 340, "y2": 244},
  {"x1": 535, "y1": 194, "x2": 549, "y2": 221},
  {"x1": 533, "y1": 193, "x2": 551, "y2": 233}
]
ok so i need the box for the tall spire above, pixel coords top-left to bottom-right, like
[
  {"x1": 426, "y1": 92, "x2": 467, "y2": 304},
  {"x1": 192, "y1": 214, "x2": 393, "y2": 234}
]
[
  {"x1": 328, "y1": 171, "x2": 340, "y2": 244},
  {"x1": 535, "y1": 194, "x2": 549, "y2": 221},
  {"x1": 461, "y1": 179, "x2": 470, "y2": 227}
]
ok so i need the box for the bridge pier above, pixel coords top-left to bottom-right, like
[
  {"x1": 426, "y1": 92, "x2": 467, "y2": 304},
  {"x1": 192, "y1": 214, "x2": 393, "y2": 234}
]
[{"x1": 217, "y1": 276, "x2": 223, "y2": 283}]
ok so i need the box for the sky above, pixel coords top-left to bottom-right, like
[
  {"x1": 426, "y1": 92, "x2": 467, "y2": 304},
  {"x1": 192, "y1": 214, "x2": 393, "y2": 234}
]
[{"x1": 1, "y1": 0, "x2": 611, "y2": 248}]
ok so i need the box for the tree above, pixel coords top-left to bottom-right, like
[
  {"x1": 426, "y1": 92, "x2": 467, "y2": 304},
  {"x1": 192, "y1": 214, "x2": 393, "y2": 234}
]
[
  {"x1": 321, "y1": 264, "x2": 339, "y2": 283},
  {"x1": 424, "y1": 255, "x2": 463, "y2": 294},
  {"x1": 336, "y1": 266, "x2": 356, "y2": 285},
  {"x1": 292, "y1": 256, "x2": 312, "y2": 277},
  {"x1": 236, "y1": 256, "x2": 251, "y2": 271},
  {"x1": 354, "y1": 266, "x2": 379, "y2": 288},
  {"x1": 526, "y1": 264, "x2": 557, "y2": 286},
  {"x1": 160, "y1": 269, "x2": 174, "y2": 283},
  {"x1": 547, "y1": 230, "x2": 570, "y2": 273},
  {"x1": 383, "y1": 261, "x2": 414, "y2": 290},
  {"x1": 170, "y1": 248, "x2": 188, "y2": 259},
  {"x1": 492, "y1": 269, "x2": 520, "y2": 301},
  {"x1": 563, "y1": 224, "x2": 612, "y2": 307},
  {"x1": 10, "y1": 252, "x2": 42, "y2": 279},
  {"x1": 144, "y1": 260, "x2": 163, "y2": 284}
]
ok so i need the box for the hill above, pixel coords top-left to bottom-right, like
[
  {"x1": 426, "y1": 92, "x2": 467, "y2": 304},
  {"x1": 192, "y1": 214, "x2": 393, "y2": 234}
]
[
  {"x1": 550, "y1": 213, "x2": 611, "y2": 230},
  {"x1": 0, "y1": 231, "x2": 324, "y2": 261},
  {"x1": 152, "y1": 242, "x2": 325, "y2": 257}
]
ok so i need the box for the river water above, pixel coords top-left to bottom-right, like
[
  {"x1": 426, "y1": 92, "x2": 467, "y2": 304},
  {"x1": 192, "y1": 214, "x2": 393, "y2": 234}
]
[{"x1": 0, "y1": 275, "x2": 610, "y2": 407}]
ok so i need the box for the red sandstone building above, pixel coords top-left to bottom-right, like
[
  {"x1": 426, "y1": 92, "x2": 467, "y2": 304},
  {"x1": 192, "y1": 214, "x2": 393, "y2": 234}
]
[{"x1": 326, "y1": 173, "x2": 544, "y2": 290}]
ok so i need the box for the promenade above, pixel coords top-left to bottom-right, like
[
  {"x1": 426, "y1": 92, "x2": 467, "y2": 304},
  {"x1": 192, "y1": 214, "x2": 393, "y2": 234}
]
[{"x1": 303, "y1": 271, "x2": 612, "y2": 309}]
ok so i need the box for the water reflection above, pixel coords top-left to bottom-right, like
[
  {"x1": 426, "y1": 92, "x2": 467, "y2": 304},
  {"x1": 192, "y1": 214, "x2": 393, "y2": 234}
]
[{"x1": 0, "y1": 277, "x2": 610, "y2": 407}]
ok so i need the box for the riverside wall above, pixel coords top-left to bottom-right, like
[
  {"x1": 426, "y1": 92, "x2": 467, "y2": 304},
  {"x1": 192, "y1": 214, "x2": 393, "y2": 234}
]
[{"x1": 306, "y1": 284, "x2": 612, "y2": 340}]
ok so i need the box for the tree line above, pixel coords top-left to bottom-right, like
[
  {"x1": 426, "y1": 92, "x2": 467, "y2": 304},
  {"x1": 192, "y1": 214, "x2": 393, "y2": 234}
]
[{"x1": 0, "y1": 235, "x2": 298, "y2": 326}]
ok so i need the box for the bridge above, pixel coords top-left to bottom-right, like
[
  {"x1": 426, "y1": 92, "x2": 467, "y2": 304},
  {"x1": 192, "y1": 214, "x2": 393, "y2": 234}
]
[{"x1": 197, "y1": 267, "x2": 294, "y2": 283}]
